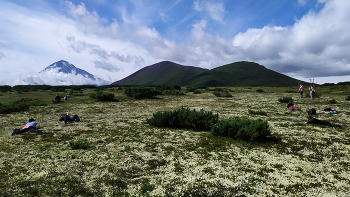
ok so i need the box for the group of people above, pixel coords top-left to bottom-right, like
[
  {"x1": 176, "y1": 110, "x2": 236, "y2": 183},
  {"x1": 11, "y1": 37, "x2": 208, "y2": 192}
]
[
  {"x1": 298, "y1": 84, "x2": 316, "y2": 99},
  {"x1": 285, "y1": 83, "x2": 341, "y2": 127},
  {"x1": 12, "y1": 112, "x2": 80, "y2": 136},
  {"x1": 54, "y1": 94, "x2": 69, "y2": 102}
]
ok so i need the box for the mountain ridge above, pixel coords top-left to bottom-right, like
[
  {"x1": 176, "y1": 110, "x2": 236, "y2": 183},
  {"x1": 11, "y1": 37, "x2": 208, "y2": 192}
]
[{"x1": 111, "y1": 61, "x2": 307, "y2": 87}]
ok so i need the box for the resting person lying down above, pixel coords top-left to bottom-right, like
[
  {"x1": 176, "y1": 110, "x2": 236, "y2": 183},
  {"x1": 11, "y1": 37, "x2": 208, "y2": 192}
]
[
  {"x1": 59, "y1": 112, "x2": 80, "y2": 123},
  {"x1": 304, "y1": 116, "x2": 333, "y2": 127},
  {"x1": 12, "y1": 118, "x2": 38, "y2": 136}
]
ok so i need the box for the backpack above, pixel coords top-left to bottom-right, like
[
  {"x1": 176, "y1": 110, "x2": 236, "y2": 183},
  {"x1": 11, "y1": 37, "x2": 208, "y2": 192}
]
[{"x1": 308, "y1": 108, "x2": 316, "y2": 115}]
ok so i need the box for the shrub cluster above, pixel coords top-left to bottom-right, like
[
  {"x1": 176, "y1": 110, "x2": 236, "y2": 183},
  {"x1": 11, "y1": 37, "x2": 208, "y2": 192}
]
[
  {"x1": 211, "y1": 117, "x2": 271, "y2": 140},
  {"x1": 256, "y1": 88, "x2": 266, "y2": 93},
  {"x1": 345, "y1": 96, "x2": 350, "y2": 101},
  {"x1": 327, "y1": 99, "x2": 337, "y2": 104},
  {"x1": 124, "y1": 87, "x2": 161, "y2": 99},
  {"x1": 146, "y1": 106, "x2": 219, "y2": 131},
  {"x1": 147, "y1": 107, "x2": 272, "y2": 141},
  {"x1": 212, "y1": 91, "x2": 232, "y2": 97},
  {"x1": 193, "y1": 89, "x2": 202, "y2": 94},
  {"x1": 0, "y1": 98, "x2": 47, "y2": 114},
  {"x1": 162, "y1": 89, "x2": 185, "y2": 95},
  {"x1": 90, "y1": 91, "x2": 118, "y2": 102},
  {"x1": 155, "y1": 84, "x2": 181, "y2": 91},
  {"x1": 69, "y1": 140, "x2": 90, "y2": 150},
  {"x1": 278, "y1": 97, "x2": 293, "y2": 103},
  {"x1": 248, "y1": 109, "x2": 268, "y2": 116}
]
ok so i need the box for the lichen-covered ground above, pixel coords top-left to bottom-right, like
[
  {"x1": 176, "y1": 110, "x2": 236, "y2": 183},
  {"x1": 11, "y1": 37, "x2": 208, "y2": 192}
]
[{"x1": 0, "y1": 86, "x2": 349, "y2": 196}]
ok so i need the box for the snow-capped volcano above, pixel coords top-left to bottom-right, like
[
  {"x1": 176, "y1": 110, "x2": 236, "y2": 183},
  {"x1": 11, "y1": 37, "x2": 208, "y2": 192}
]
[
  {"x1": 40, "y1": 60, "x2": 96, "y2": 80},
  {"x1": 14, "y1": 60, "x2": 109, "y2": 86}
]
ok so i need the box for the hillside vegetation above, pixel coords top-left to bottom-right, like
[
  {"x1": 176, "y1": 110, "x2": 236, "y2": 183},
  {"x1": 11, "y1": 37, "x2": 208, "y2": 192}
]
[{"x1": 0, "y1": 84, "x2": 350, "y2": 196}]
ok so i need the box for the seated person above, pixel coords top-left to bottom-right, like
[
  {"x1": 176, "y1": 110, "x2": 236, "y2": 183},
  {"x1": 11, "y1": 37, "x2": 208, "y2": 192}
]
[
  {"x1": 12, "y1": 118, "x2": 38, "y2": 136},
  {"x1": 54, "y1": 94, "x2": 61, "y2": 102},
  {"x1": 287, "y1": 101, "x2": 298, "y2": 111},
  {"x1": 304, "y1": 116, "x2": 333, "y2": 127},
  {"x1": 59, "y1": 112, "x2": 80, "y2": 123}
]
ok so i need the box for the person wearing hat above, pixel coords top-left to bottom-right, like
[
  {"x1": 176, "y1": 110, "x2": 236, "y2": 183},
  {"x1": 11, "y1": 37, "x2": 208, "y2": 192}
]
[{"x1": 11, "y1": 118, "x2": 38, "y2": 136}]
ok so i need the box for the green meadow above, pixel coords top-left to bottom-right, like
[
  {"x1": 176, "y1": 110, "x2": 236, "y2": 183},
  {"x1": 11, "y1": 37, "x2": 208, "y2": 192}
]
[{"x1": 0, "y1": 85, "x2": 349, "y2": 196}]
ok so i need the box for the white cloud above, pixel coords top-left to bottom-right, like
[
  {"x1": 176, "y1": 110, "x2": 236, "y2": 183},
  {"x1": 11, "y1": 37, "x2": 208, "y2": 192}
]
[
  {"x1": 0, "y1": 0, "x2": 350, "y2": 86},
  {"x1": 194, "y1": 1, "x2": 225, "y2": 23}
]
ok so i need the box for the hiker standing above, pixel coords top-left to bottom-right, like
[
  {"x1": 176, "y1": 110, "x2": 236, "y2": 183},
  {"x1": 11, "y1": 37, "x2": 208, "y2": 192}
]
[
  {"x1": 309, "y1": 84, "x2": 315, "y2": 99},
  {"x1": 299, "y1": 84, "x2": 303, "y2": 98}
]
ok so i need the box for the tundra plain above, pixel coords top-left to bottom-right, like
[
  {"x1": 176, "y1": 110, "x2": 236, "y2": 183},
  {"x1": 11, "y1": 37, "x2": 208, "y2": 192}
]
[{"x1": 0, "y1": 85, "x2": 349, "y2": 196}]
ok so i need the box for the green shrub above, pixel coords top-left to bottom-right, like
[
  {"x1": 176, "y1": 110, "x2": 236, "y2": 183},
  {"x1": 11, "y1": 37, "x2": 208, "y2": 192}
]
[
  {"x1": 193, "y1": 89, "x2": 202, "y2": 94},
  {"x1": 346, "y1": 96, "x2": 350, "y2": 101},
  {"x1": 211, "y1": 117, "x2": 271, "y2": 140},
  {"x1": 248, "y1": 109, "x2": 268, "y2": 116},
  {"x1": 124, "y1": 87, "x2": 161, "y2": 99},
  {"x1": 256, "y1": 88, "x2": 266, "y2": 93},
  {"x1": 0, "y1": 98, "x2": 47, "y2": 114},
  {"x1": 186, "y1": 86, "x2": 196, "y2": 92},
  {"x1": 90, "y1": 91, "x2": 118, "y2": 102},
  {"x1": 212, "y1": 91, "x2": 232, "y2": 97},
  {"x1": 327, "y1": 99, "x2": 337, "y2": 104},
  {"x1": 163, "y1": 89, "x2": 185, "y2": 95},
  {"x1": 147, "y1": 106, "x2": 219, "y2": 131},
  {"x1": 278, "y1": 97, "x2": 293, "y2": 103},
  {"x1": 69, "y1": 140, "x2": 90, "y2": 150}
]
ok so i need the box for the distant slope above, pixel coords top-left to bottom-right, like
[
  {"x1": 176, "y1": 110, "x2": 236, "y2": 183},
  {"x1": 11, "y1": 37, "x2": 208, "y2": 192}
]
[
  {"x1": 187, "y1": 61, "x2": 303, "y2": 87},
  {"x1": 111, "y1": 61, "x2": 306, "y2": 87},
  {"x1": 111, "y1": 61, "x2": 208, "y2": 85}
]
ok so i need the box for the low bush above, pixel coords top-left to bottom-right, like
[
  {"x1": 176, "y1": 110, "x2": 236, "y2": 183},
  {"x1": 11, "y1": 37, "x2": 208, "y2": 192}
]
[
  {"x1": 0, "y1": 98, "x2": 47, "y2": 114},
  {"x1": 124, "y1": 87, "x2": 161, "y2": 99},
  {"x1": 90, "y1": 91, "x2": 118, "y2": 102},
  {"x1": 256, "y1": 88, "x2": 266, "y2": 93},
  {"x1": 278, "y1": 97, "x2": 293, "y2": 103},
  {"x1": 211, "y1": 117, "x2": 271, "y2": 140},
  {"x1": 345, "y1": 96, "x2": 350, "y2": 101},
  {"x1": 212, "y1": 91, "x2": 232, "y2": 97},
  {"x1": 248, "y1": 109, "x2": 268, "y2": 116},
  {"x1": 163, "y1": 89, "x2": 185, "y2": 95},
  {"x1": 327, "y1": 99, "x2": 337, "y2": 104},
  {"x1": 146, "y1": 106, "x2": 219, "y2": 131},
  {"x1": 69, "y1": 140, "x2": 90, "y2": 150},
  {"x1": 193, "y1": 89, "x2": 202, "y2": 94}
]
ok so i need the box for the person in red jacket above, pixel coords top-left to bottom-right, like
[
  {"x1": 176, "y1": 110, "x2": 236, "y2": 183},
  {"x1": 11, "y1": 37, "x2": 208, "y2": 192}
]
[{"x1": 54, "y1": 94, "x2": 61, "y2": 102}]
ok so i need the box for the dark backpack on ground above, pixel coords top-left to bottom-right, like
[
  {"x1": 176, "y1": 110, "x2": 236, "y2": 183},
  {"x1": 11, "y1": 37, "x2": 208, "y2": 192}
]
[{"x1": 308, "y1": 108, "x2": 316, "y2": 115}]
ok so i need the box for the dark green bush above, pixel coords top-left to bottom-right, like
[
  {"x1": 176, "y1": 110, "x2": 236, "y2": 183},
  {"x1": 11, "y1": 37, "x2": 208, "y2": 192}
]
[
  {"x1": 256, "y1": 88, "x2": 265, "y2": 93},
  {"x1": 327, "y1": 99, "x2": 337, "y2": 104},
  {"x1": 346, "y1": 96, "x2": 350, "y2": 101},
  {"x1": 211, "y1": 117, "x2": 271, "y2": 140},
  {"x1": 0, "y1": 98, "x2": 47, "y2": 114},
  {"x1": 278, "y1": 97, "x2": 293, "y2": 103},
  {"x1": 163, "y1": 89, "x2": 185, "y2": 95},
  {"x1": 90, "y1": 91, "x2": 118, "y2": 102},
  {"x1": 186, "y1": 86, "x2": 196, "y2": 92},
  {"x1": 193, "y1": 89, "x2": 202, "y2": 94},
  {"x1": 0, "y1": 102, "x2": 29, "y2": 114},
  {"x1": 69, "y1": 140, "x2": 90, "y2": 150},
  {"x1": 146, "y1": 106, "x2": 219, "y2": 131},
  {"x1": 124, "y1": 87, "x2": 161, "y2": 99},
  {"x1": 248, "y1": 109, "x2": 268, "y2": 116},
  {"x1": 212, "y1": 91, "x2": 232, "y2": 97}
]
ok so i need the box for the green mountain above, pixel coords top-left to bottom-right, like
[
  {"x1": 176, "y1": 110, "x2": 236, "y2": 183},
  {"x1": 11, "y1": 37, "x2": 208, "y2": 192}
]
[
  {"x1": 111, "y1": 61, "x2": 208, "y2": 85},
  {"x1": 111, "y1": 61, "x2": 306, "y2": 86}
]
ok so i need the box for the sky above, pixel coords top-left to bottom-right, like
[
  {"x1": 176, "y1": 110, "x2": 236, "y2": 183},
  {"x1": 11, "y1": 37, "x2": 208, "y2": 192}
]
[{"x1": 0, "y1": 0, "x2": 349, "y2": 85}]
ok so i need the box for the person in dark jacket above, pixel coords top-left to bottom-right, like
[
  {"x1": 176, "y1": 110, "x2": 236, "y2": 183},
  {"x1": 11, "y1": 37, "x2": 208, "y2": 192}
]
[
  {"x1": 59, "y1": 112, "x2": 80, "y2": 123},
  {"x1": 304, "y1": 116, "x2": 333, "y2": 127}
]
